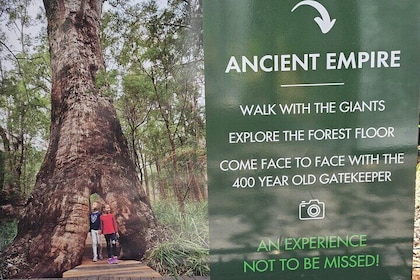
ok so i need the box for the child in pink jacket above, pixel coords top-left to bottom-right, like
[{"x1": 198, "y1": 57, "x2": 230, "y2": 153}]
[{"x1": 100, "y1": 204, "x2": 119, "y2": 264}]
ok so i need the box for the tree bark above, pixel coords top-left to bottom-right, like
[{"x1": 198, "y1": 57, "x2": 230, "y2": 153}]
[{"x1": 0, "y1": 0, "x2": 164, "y2": 278}]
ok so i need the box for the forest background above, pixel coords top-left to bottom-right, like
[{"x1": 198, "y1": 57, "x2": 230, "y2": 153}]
[{"x1": 0, "y1": 0, "x2": 207, "y2": 276}]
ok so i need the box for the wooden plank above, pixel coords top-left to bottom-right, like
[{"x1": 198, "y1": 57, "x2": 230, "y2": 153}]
[{"x1": 63, "y1": 259, "x2": 162, "y2": 278}]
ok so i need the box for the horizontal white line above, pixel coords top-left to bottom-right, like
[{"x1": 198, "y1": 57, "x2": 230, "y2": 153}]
[{"x1": 281, "y1": 82, "x2": 345, "y2": 87}]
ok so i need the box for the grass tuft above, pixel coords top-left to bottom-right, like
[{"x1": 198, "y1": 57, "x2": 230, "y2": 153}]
[{"x1": 147, "y1": 200, "x2": 209, "y2": 276}]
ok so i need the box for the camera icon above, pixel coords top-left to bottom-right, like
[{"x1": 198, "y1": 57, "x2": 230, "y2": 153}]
[{"x1": 299, "y1": 199, "x2": 325, "y2": 220}]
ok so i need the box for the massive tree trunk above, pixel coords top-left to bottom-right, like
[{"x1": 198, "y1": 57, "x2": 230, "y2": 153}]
[{"x1": 0, "y1": 0, "x2": 164, "y2": 278}]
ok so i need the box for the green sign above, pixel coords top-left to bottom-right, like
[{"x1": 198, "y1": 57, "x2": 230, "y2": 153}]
[{"x1": 204, "y1": 1, "x2": 419, "y2": 279}]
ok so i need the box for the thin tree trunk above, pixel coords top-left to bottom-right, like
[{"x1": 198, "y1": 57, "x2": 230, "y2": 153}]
[
  {"x1": 140, "y1": 145, "x2": 151, "y2": 202},
  {"x1": 155, "y1": 160, "x2": 166, "y2": 199},
  {"x1": 188, "y1": 161, "x2": 203, "y2": 202},
  {"x1": 153, "y1": 82, "x2": 184, "y2": 211},
  {"x1": 0, "y1": 0, "x2": 164, "y2": 278},
  {"x1": 201, "y1": 168, "x2": 208, "y2": 200}
]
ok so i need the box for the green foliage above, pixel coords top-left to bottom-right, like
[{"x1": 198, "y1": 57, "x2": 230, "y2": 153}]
[
  {"x1": 148, "y1": 237, "x2": 209, "y2": 276},
  {"x1": 0, "y1": 220, "x2": 17, "y2": 251},
  {"x1": 0, "y1": 49, "x2": 50, "y2": 196},
  {"x1": 148, "y1": 200, "x2": 209, "y2": 276},
  {"x1": 94, "y1": 69, "x2": 118, "y2": 98},
  {"x1": 90, "y1": 193, "x2": 102, "y2": 204},
  {"x1": 0, "y1": 1, "x2": 50, "y2": 200},
  {"x1": 153, "y1": 200, "x2": 208, "y2": 244},
  {"x1": 103, "y1": 0, "x2": 206, "y2": 203}
]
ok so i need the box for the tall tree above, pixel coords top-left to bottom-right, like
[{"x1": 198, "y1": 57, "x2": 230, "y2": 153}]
[
  {"x1": 106, "y1": 0, "x2": 206, "y2": 206},
  {"x1": 0, "y1": 0, "x2": 163, "y2": 278}
]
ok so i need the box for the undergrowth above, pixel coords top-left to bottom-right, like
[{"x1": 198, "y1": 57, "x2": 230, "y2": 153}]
[{"x1": 147, "y1": 200, "x2": 209, "y2": 276}]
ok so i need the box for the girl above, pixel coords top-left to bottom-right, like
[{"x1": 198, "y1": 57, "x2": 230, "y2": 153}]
[
  {"x1": 89, "y1": 201, "x2": 103, "y2": 262},
  {"x1": 100, "y1": 204, "x2": 119, "y2": 264}
]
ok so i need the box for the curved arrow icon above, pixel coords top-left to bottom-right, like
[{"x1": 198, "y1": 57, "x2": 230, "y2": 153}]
[{"x1": 291, "y1": 0, "x2": 336, "y2": 34}]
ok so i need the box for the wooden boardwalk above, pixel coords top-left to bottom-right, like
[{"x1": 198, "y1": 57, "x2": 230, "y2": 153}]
[
  {"x1": 62, "y1": 256, "x2": 209, "y2": 279},
  {"x1": 62, "y1": 258, "x2": 161, "y2": 278},
  {"x1": 61, "y1": 236, "x2": 209, "y2": 279}
]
